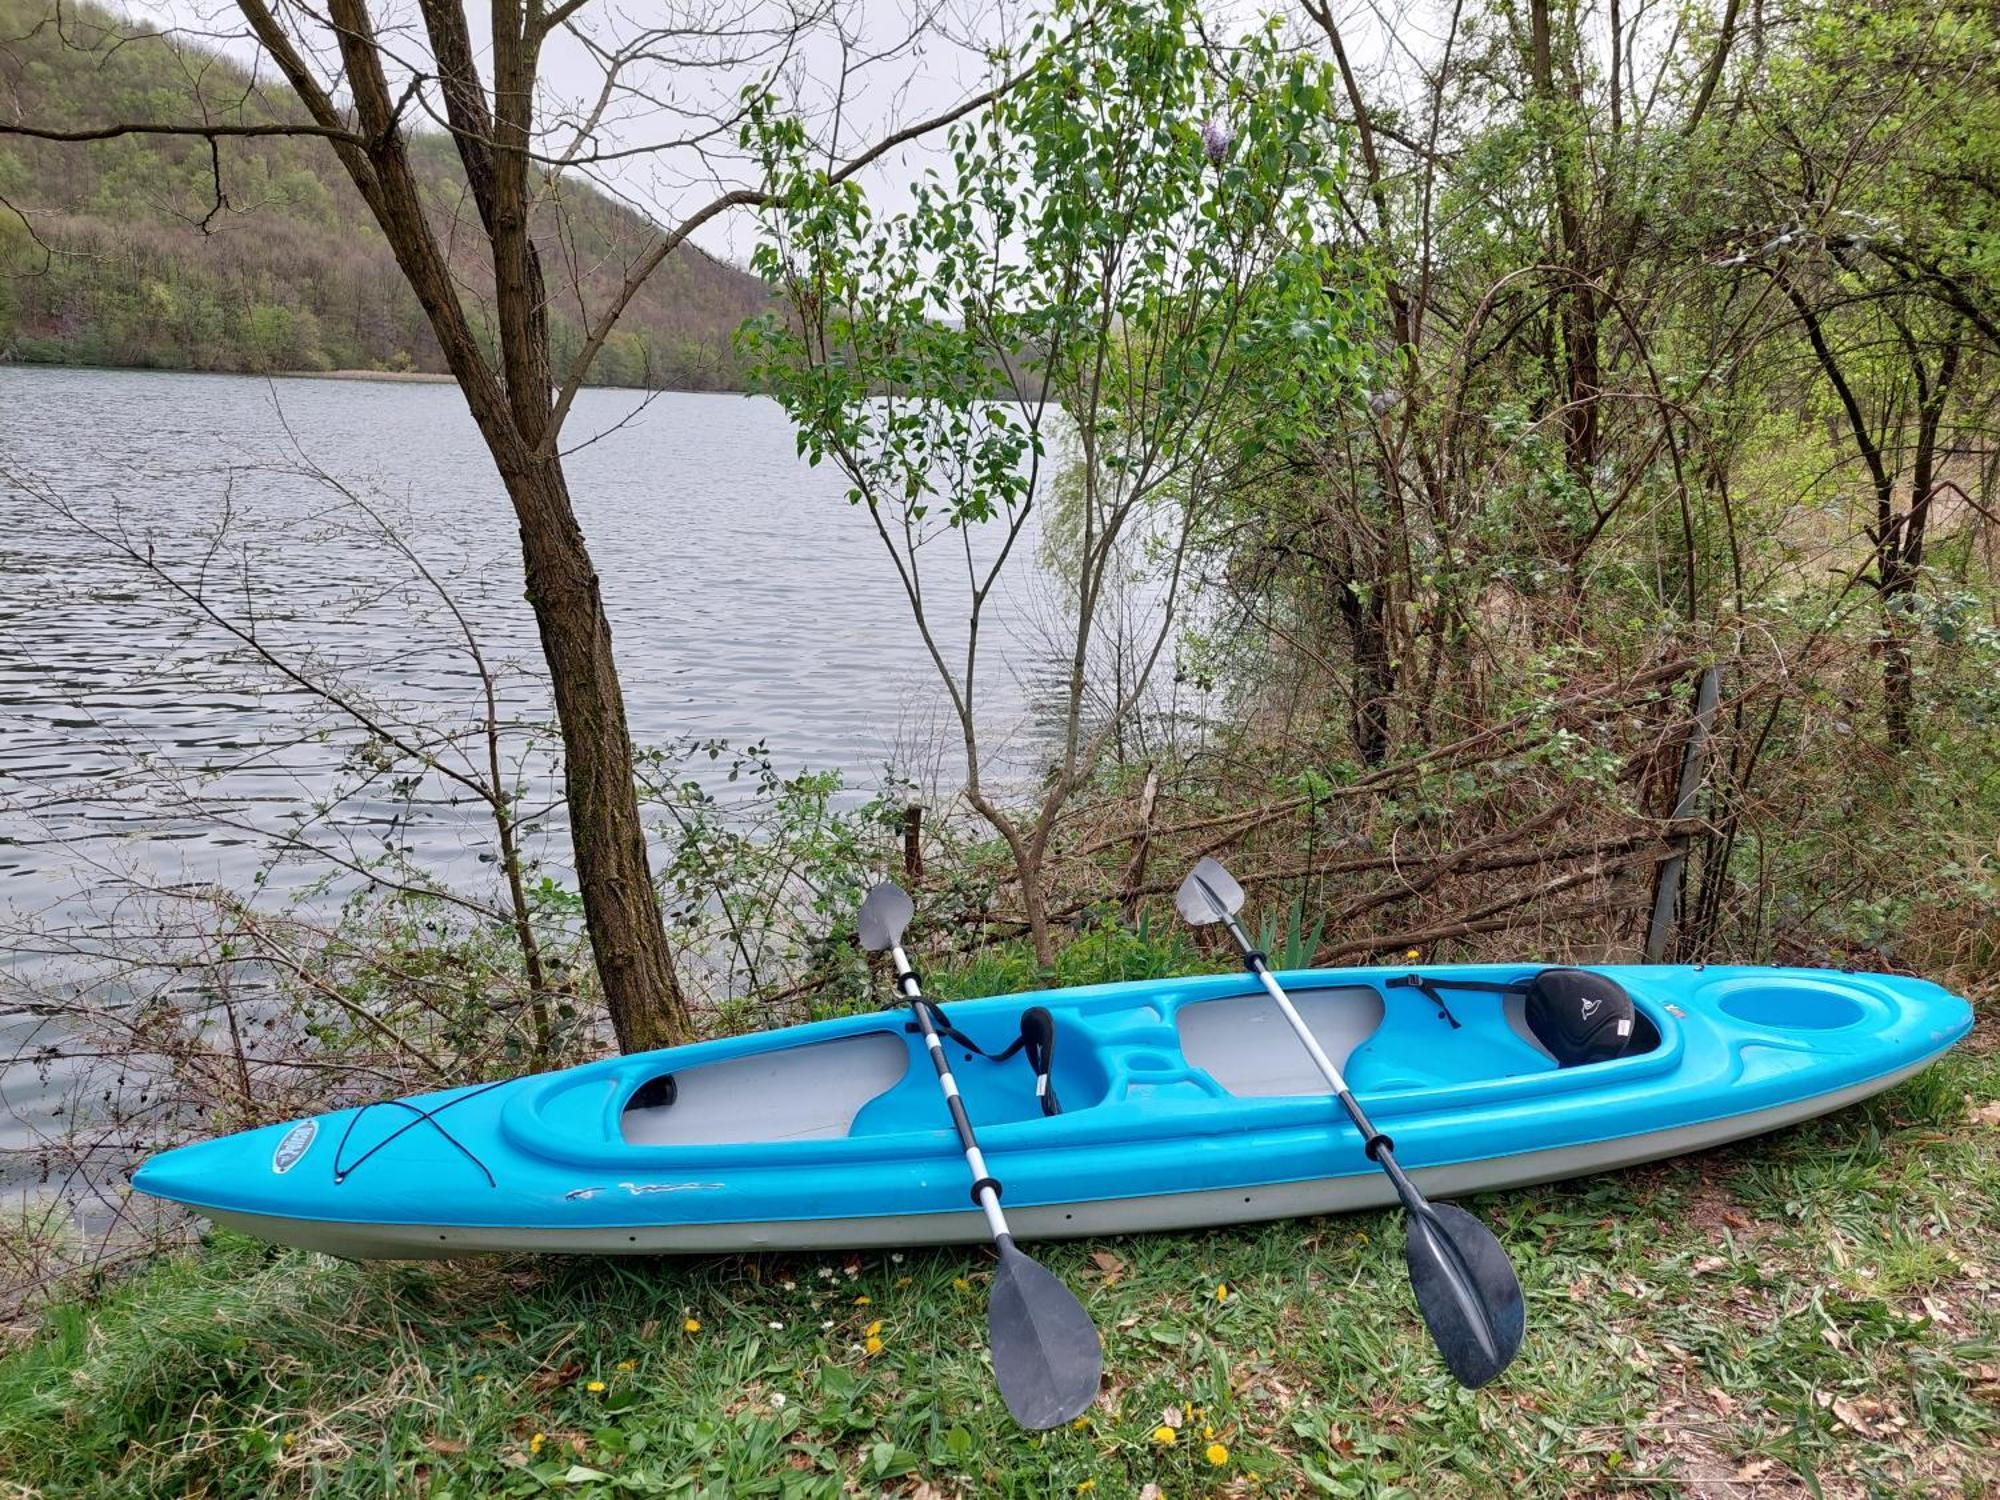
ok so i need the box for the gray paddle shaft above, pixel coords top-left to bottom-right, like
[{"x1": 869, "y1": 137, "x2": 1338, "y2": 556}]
[
  {"x1": 1209, "y1": 908, "x2": 1387, "y2": 1151},
  {"x1": 891, "y1": 943, "x2": 1011, "y2": 1242}
]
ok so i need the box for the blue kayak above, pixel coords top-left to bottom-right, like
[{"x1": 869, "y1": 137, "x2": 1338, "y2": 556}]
[{"x1": 131, "y1": 963, "x2": 1972, "y2": 1257}]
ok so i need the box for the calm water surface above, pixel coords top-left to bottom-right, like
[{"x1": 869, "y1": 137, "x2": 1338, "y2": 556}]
[{"x1": 0, "y1": 366, "x2": 1048, "y2": 1178}]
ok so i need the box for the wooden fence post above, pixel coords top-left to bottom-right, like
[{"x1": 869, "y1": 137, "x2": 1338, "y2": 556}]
[
  {"x1": 902, "y1": 804, "x2": 924, "y2": 882},
  {"x1": 1645, "y1": 665, "x2": 1722, "y2": 962}
]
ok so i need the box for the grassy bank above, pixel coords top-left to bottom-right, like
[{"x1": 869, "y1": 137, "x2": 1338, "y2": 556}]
[{"x1": 1, "y1": 1007, "x2": 1992, "y2": 1498}]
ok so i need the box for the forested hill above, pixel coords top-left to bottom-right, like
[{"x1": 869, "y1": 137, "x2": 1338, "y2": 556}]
[{"x1": 0, "y1": 1, "x2": 771, "y2": 387}]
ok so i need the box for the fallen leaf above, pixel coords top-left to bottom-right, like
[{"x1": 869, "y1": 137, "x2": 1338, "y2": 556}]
[
  {"x1": 1735, "y1": 1458, "x2": 1775, "y2": 1481},
  {"x1": 529, "y1": 1361, "x2": 583, "y2": 1393},
  {"x1": 1139, "y1": 1486, "x2": 1162, "y2": 1500},
  {"x1": 1919, "y1": 1295, "x2": 1957, "y2": 1326},
  {"x1": 1722, "y1": 1209, "x2": 1753, "y2": 1231},
  {"x1": 1160, "y1": 1406, "x2": 1185, "y2": 1429},
  {"x1": 1090, "y1": 1250, "x2": 1126, "y2": 1278},
  {"x1": 1820, "y1": 1392, "x2": 1886, "y2": 1436},
  {"x1": 424, "y1": 1438, "x2": 468, "y2": 1456},
  {"x1": 1969, "y1": 1100, "x2": 2000, "y2": 1126},
  {"x1": 1705, "y1": 1386, "x2": 1738, "y2": 1416},
  {"x1": 1692, "y1": 1255, "x2": 1728, "y2": 1275}
]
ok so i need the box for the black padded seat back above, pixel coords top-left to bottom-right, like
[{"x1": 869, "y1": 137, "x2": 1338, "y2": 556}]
[{"x1": 1522, "y1": 968, "x2": 1637, "y2": 1068}]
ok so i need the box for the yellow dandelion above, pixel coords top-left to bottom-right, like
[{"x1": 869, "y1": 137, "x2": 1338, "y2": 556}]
[
  {"x1": 1071, "y1": 1415, "x2": 1092, "y2": 1430},
  {"x1": 1216, "y1": 1283, "x2": 1229, "y2": 1302},
  {"x1": 853, "y1": 1294, "x2": 871, "y2": 1305},
  {"x1": 683, "y1": 1317, "x2": 701, "y2": 1333},
  {"x1": 952, "y1": 1277, "x2": 971, "y2": 1292},
  {"x1": 530, "y1": 1432, "x2": 547, "y2": 1455},
  {"x1": 585, "y1": 1379, "x2": 607, "y2": 1393},
  {"x1": 1203, "y1": 1425, "x2": 1214, "y2": 1439},
  {"x1": 864, "y1": 1334, "x2": 884, "y2": 1355},
  {"x1": 1077, "y1": 1483, "x2": 1095, "y2": 1494},
  {"x1": 280, "y1": 1432, "x2": 295, "y2": 1449},
  {"x1": 1404, "y1": 948, "x2": 1420, "y2": 961},
  {"x1": 865, "y1": 1319, "x2": 883, "y2": 1337},
  {"x1": 616, "y1": 1359, "x2": 636, "y2": 1372},
  {"x1": 1206, "y1": 1442, "x2": 1230, "y2": 1466},
  {"x1": 1151, "y1": 1425, "x2": 1177, "y2": 1445}
]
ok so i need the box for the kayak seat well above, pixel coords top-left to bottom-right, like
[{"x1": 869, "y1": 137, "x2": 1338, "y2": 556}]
[
  {"x1": 1177, "y1": 987, "x2": 1386, "y2": 1097},
  {"x1": 620, "y1": 1032, "x2": 911, "y2": 1146},
  {"x1": 1177, "y1": 979, "x2": 1662, "y2": 1098},
  {"x1": 848, "y1": 1013, "x2": 1117, "y2": 1135}
]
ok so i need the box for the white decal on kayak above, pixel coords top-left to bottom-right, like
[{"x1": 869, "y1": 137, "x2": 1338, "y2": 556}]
[
  {"x1": 617, "y1": 1181, "x2": 723, "y2": 1196},
  {"x1": 271, "y1": 1120, "x2": 317, "y2": 1175}
]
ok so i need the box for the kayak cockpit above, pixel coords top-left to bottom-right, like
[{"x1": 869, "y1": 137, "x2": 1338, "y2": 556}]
[
  {"x1": 617, "y1": 1016, "x2": 1119, "y2": 1146},
  {"x1": 620, "y1": 1032, "x2": 913, "y2": 1145},
  {"x1": 610, "y1": 974, "x2": 1669, "y2": 1150}
]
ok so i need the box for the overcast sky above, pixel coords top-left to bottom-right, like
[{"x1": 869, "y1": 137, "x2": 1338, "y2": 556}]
[
  {"x1": 108, "y1": 0, "x2": 1442, "y2": 267},
  {"x1": 123, "y1": 0, "x2": 1049, "y2": 263}
]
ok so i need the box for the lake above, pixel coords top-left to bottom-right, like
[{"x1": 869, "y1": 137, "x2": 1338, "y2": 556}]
[{"x1": 0, "y1": 366, "x2": 1052, "y2": 1187}]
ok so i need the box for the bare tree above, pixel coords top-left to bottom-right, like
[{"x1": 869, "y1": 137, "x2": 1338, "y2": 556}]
[{"x1": 1, "y1": 0, "x2": 1009, "y2": 1049}]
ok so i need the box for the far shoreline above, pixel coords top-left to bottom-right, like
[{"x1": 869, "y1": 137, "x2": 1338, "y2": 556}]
[
  {"x1": 288, "y1": 368, "x2": 456, "y2": 384},
  {"x1": 0, "y1": 359, "x2": 752, "y2": 396}
]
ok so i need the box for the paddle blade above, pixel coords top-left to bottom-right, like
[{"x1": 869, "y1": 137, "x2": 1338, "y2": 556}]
[
  {"x1": 1175, "y1": 857, "x2": 1245, "y2": 926},
  {"x1": 1405, "y1": 1201, "x2": 1525, "y2": 1389},
  {"x1": 856, "y1": 881, "x2": 915, "y2": 953},
  {"x1": 987, "y1": 1240, "x2": 1103, "y2": 1429}
]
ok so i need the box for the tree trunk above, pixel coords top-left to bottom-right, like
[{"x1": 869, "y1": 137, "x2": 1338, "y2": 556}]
[
  {"x1": 1340, "y1": 582, "x2": 1396, "y2": 767},
  {"x1": 508, "y1": 456, "x2": 690, "y2": 1052},
  {"x1": 1019, "y1": 855, "x2": 1054, "y2": 966}
]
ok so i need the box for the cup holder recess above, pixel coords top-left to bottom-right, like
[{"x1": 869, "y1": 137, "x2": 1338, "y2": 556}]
[{"x1": 1714, "y1": 983, "x2": 1865, "y2": 1031}]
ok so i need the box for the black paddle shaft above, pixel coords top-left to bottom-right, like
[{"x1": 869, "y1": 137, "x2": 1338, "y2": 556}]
[
  {"x1": 888, "y1": 946, "x2": 1009, "y2": 1235},
  {"x1": 855, "y1": 880, "x2": 1103, "y2": 1428},
  {"x1": 1215, "y1": 911, "x2": 1395, "y2": 1160},
  {"x1": 1212, "y1": 907, "x2": 1525, "y2": 1389}
]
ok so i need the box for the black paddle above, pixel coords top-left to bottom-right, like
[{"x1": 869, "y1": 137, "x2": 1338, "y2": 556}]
[
  {"x1": 1175, "y1": 857, "x2": 1524, "y2": 1388},
  {"x1": 857, "y1": 881, "x2": 1103, "y2": 1428}
]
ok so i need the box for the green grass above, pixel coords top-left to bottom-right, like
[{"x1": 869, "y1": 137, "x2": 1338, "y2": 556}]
[{"x1": 1, "y1": 1033, "x2": 1994, "y2": 1499}]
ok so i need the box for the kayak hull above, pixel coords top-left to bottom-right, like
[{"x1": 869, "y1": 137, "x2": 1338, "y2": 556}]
[
  {"x1": 133, "y1": 963, "x2": 1974, "y2": 1258},
  {"x1": 180, "y1": 1049, "x2": 1947, "y2": 1258}
]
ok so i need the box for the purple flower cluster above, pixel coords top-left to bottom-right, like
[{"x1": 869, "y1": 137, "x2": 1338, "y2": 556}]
[{"x1": 1200, "y1": 117, "x2": 1235, "y2": 165}]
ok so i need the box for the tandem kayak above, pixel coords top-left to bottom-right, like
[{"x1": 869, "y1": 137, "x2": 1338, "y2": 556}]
[{"x1": 131, "y1": 963, "x2": 1972, "y2": 1258}]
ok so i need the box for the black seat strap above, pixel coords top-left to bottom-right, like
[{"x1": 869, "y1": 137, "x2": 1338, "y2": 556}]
[
  {"x1": 1384, "y1": 972, "x2": 1470, "y2": 1029},
  {"x1": 909, "y1": 1001, "x2": 1063, "y2": 1117},
  {"x1": 1384, "y1": 972, "x2": 1538, "y2": 1029}
]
